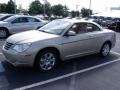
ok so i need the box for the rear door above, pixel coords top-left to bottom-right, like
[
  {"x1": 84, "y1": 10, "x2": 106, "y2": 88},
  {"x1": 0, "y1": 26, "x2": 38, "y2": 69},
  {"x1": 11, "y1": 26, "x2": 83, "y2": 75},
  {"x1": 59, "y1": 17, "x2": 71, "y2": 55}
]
[{"x1": 27, "y1": 17, "x2": 44, "y2": 30}]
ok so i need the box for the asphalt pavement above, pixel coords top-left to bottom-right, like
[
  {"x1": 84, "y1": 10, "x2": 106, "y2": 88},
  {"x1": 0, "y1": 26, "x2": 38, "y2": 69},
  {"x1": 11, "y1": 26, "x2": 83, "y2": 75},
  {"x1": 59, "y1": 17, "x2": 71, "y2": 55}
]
[{"x1": 0, "y1": 33, "x2": 120, "y2": 90}]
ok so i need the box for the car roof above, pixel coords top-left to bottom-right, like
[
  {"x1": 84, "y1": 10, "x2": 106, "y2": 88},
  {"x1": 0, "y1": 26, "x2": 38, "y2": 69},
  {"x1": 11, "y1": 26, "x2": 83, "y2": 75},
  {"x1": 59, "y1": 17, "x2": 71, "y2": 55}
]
[
  {"x1": 0, "y1": 14, "x2": 13, "y2": 16},
  {"x1": 58, "y1": 19, "x2": 102, "y2": 29},
  {"x1": 14, "y1": 15, "x2": 44, "y2": 21},
  {"x1": 61, "y1": 18, "x2": 97, "y2": 24},
  {"x1": 12, "y1": 15, "x2": 32, "y2": 18},
  {"x1": 4, "y1": 15, "x2": 37, "y2": 20}
]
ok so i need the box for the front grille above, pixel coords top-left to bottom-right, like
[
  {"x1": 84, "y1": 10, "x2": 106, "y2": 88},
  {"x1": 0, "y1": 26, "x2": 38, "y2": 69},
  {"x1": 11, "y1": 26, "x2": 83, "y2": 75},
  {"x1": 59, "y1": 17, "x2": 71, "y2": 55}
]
[{"x1": 4, "y1": 42, "x2": 13, "y2": 50}]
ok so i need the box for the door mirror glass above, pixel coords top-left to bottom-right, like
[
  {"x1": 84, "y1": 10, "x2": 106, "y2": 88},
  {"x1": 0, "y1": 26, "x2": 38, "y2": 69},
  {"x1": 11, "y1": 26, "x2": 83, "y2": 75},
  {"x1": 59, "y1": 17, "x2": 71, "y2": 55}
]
[
  {"x1": 66, "y1": 31, "x2": 76, "y2": 36},
  {"x1": 72, "y1": 24, "x2": 77, "y2": 29},
  {"x1": 87, "y1": 26, "x2": 93, "y2": 30}
]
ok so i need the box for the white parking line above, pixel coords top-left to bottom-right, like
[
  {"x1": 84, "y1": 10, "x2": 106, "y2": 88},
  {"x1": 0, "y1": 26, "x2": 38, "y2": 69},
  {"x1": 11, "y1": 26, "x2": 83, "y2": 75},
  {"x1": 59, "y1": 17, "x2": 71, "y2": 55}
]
[
  {"x1": 117, "y1": 40, "x2": 120, "y2": 41},
  {"x1": 69, "y1": 62, "x2": 77, "y2": 90},
  {"x1": 111, "y1": 51, "x2": 120, "y2": 56},
  {"x1": 0, "y1": 62, "x2": 5, "y2": 73},
  {"x1": 0, "y1": 53, "x2": 2, "y2": 55},
  {"x1": 14, "y1": 57, "x2": 120, "y2": 90}
]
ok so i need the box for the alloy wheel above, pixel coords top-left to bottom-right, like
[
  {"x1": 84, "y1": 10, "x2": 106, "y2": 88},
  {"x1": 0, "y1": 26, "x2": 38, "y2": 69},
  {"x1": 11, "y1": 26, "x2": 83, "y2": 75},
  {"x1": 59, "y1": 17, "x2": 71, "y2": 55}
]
[
  {"x1": 0, "y1": 29, "x2": 7, "y2": 38},
  {"x1": 39, "y1": 52, "x2": 56, "y2": 71},
  {"x1": 101, "y1": 43, "x2": 110, "y2": 56}
]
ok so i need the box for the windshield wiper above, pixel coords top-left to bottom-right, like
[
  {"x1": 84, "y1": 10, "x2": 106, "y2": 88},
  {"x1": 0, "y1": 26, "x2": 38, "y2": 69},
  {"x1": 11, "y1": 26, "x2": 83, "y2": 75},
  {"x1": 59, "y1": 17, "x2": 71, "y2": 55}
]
[
  {"x1": 39, "y1": 30, "x2": 50, "y2": 33},
  {"x1": 39, "y1": 29, "x2": 58, "y2": 35}
]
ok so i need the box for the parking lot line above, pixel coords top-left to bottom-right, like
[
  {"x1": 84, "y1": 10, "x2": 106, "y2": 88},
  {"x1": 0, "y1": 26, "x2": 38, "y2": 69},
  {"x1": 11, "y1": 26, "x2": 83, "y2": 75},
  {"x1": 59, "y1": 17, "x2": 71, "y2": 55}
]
[
  {"x1": 0, "y1": 62, "x2": 5, "y2": 73},
  {"x1": 117, "y1": 40, "x2": 120, "y2": 42},
  {"x1": 14, "y1": 57, "x2": 120, "y2": 90},
  {"x1": 111, "y1": 51, "x2": 120, "y2": 56},
  {"x1": 0, "y1": 53, "x2": 2, "y2": 55},
  {"x1": 69, "y1": 62, "x2": 77, "y2": 90}
]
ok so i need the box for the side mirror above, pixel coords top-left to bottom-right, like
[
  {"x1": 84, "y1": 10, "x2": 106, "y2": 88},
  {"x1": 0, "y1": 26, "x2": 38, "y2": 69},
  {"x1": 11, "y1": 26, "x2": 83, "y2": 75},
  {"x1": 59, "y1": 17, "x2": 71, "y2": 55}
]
[
  {"x1": 65, "y1": 31, "x2": 76, "y2": 36},
  {"x1": 87, "y1": 26, "x2": 93, "y2": 30},
  {"x1": 11, "y1": 21, "x2": 16, "y2": 24}
]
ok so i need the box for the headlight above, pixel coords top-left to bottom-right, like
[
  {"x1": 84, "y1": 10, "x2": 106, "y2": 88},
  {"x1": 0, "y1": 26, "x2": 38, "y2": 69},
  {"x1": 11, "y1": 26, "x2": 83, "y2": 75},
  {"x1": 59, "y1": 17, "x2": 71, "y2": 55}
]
[{"x1": 12, "y1": 43, "x2": 31, "y2": 53}]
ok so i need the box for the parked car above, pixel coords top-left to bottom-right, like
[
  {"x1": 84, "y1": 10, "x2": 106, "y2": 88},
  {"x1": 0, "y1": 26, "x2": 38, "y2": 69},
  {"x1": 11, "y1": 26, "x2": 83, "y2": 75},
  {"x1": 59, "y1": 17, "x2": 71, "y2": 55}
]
[
  {"x1": 107, "y1": 21, "x2": 120, "y2": 31},
  {"x1": 2, "y1": 19, "x2": 116, "y2": 71},
  {"x1": 0, "y1": 15, "x2": 47, "y2": 38},
  {"x1": 83, "y1": 17, "x2": 103, "y2": 26},
  {"x1": 0, "y1": 14, "x2": 14, "y2": 21}
]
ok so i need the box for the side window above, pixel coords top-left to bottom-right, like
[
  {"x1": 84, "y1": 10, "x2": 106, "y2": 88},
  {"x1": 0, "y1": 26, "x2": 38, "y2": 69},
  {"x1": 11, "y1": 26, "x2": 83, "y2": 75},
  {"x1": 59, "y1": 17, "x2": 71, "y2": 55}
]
[
  {"x1": 28, "y1": 17, "x2": 40, "y2": 22},
  {"x1": 12, "y1": 17, "x2": 28, "y2": 23},
  {"x1": 78, "y1": 23, "x2": 87, "y2": 34},
  {"x1": 1, "y1": 15, "x2": 12, "y2": 21},
  {"x1": 70, "y1": 23, "x2": 87, "y2": 34},
  {"x1": 20, "y1": 17, "x2": 28, "y2": 23},
  {"x1": 12, "y1": 18, "x2": 20, "y2": 23},
  {"x1": 86, "y1": 23, "x2": 100, "y2": 32}
]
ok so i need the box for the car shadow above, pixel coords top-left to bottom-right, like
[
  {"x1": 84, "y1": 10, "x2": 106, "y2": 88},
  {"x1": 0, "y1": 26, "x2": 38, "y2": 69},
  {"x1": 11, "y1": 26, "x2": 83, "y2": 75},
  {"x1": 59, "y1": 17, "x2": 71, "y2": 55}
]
[{"x1": 0, "y1": 52, "x2": 120, "y2": 89}]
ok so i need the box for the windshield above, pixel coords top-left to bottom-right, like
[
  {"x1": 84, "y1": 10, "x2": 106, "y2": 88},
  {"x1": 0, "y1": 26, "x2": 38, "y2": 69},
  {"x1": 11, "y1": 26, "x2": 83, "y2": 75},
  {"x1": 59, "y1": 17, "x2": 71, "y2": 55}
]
[
  {"x1": 0, "y1": 15, "x2": 13, "y2": 21},
  {"x1": 39, "y1": 20, "x2": 70, "y2": 35},
  {"x1": 3, "y1": 15, "x2": 15, "y2": 22}
]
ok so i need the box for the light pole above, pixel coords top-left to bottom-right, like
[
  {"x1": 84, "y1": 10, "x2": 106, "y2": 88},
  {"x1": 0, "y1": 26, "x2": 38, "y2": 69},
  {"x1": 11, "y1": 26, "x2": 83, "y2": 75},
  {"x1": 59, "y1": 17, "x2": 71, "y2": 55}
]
[
  {"x1": 76, "y1": 5, "x2": 80, "y2": 17},
  {"x1": 14, "y1": 0, "x2": 16, "y2": 14},
  {"x1": 44, "y1": 4, "x2": 45, "y2": 17},
  {"x1": 89, "y1": 0, "x2": 91, "y2": 16},
  {"x1": 43, "y1": 0, "x2": 46, "y2": 17}
]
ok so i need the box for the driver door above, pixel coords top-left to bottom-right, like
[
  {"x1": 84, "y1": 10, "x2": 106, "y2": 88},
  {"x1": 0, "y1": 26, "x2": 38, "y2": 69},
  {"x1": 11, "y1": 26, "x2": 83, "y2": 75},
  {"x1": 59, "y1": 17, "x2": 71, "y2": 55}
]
[{"x1": 61, "y1": 23, "x2": 91, "y2": 59}]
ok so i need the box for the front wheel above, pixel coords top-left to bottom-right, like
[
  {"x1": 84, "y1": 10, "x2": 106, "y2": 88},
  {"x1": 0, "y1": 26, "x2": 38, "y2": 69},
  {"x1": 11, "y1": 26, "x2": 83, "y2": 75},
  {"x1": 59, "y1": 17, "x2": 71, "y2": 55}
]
[
  {"x1": 100, "y1": 43, "x2": 111, "y2": 57},
  {"x1": 35, "y1": 50, "x2": 59, "y2": 71},
  {"x1": 0, "y1": 28, "x2": 9, "y2": 39}
]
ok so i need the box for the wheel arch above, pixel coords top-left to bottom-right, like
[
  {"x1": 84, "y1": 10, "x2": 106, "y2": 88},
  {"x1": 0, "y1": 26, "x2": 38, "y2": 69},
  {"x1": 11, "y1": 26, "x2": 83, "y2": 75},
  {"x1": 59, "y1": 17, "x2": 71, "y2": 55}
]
[
  {"x1": 34, "y1": 47, "x2": 61, "y2": 66},
  {"x1": 0, "y1": 27, "x2": 10, "y2": 38},
  {"x1": 103, "y1": 40, "x2": 112, "y2": 49},
  {"x1": 0, "y1": 27, "x2": 9, "y2": 33}
]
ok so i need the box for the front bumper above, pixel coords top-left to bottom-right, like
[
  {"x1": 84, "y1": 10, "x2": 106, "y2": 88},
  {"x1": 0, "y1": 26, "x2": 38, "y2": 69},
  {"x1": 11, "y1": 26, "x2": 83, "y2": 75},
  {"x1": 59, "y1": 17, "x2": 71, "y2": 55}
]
[{"x1": 2, "y1": 47, "x2": 35, "y2": 67}]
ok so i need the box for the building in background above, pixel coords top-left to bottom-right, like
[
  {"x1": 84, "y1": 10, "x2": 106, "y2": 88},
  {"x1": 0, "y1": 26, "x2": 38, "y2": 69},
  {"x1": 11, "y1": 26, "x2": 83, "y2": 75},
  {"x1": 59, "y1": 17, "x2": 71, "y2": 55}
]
[{"x1": 111, "y1": 6, "x2": 120, "y2": 11}]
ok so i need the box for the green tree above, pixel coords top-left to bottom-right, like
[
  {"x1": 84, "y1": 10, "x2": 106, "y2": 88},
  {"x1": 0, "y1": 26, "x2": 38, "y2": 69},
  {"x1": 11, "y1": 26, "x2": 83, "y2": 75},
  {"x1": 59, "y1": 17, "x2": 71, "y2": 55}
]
[
  {"x1": 81, "y1": 8, "x2": 92, "y2": 17},
  {"x1": 51, "y1": 4, "x2": 65, "y2": 17},
  {"x1": 71, "y1": 11, "x2": 80, "y2": 18},
  {"x1": 0, "y1": 3, "x2": 7, "y2": 13},
  {"x1": 71, "y1": 11, "x2": 76, "y2": 18},
  {"x1": 63, "y1": 5, "x2": 69, "y2": 17},
  {"x1": 6, "y1": 0, "x2": 15, "y2": 14},
  {"x1": 28, "y1": 0, "x2": 43, "y2": 15},
  {"x1": 76, "y1": 11, "x2": 80, "y2": 17}
]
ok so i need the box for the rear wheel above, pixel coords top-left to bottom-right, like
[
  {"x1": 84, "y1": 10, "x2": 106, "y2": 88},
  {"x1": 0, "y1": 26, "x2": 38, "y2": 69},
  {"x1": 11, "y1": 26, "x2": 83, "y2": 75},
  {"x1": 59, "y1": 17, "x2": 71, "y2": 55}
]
[
  {"x1": 100, "y1": 43, "x2": 111, "y2": 57},
  {"x1": 0, "y1": 28, "x2": 9, "y2": 39},
  {"x1": 35, "y1": 50, "x2": 59, "y2": 71}
]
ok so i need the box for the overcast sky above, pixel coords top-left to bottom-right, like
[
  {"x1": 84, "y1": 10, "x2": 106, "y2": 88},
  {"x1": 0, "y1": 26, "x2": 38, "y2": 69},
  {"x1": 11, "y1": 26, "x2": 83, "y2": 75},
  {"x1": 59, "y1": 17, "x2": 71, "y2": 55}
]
[{"x1": 1, "y1": 0, "x2": 120, "y2": 12}]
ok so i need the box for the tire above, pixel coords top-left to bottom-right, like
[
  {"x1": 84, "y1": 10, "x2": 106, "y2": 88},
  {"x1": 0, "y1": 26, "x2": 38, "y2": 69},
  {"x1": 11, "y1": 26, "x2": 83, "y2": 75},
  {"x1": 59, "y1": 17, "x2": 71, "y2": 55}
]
[
  {"x1": 35, "y1": 50, "x2": 59, "y2": 71},
  {"x1": 100, "y1": 43, "x2": 111, "y2": 57},
  {"x1": 0, "y1": 28, "x2": 9, "y2": 39}
]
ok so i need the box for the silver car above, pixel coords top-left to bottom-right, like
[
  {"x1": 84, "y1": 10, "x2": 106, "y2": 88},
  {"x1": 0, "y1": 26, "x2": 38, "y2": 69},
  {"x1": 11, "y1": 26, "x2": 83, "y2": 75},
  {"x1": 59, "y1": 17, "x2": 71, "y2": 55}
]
[
  {"x1": 0, "y1": 15, "x2": 47, "y2": 38},
  {"x1": 0, "y1": 14, "x2": 14, "y2": 21},
  {"x1": 2, "y1": 19, "x2": 116, "y2": 71}
]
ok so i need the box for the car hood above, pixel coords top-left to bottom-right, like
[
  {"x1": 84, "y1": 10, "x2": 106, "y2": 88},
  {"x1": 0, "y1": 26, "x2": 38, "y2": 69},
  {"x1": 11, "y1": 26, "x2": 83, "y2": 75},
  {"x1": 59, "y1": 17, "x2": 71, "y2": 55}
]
[
  {"x1": 0, "y1": 21, "x2": 8, "y2": 25},
  {"x1": 7, "y1": 30, "x2": 59, "y2": 44}
]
